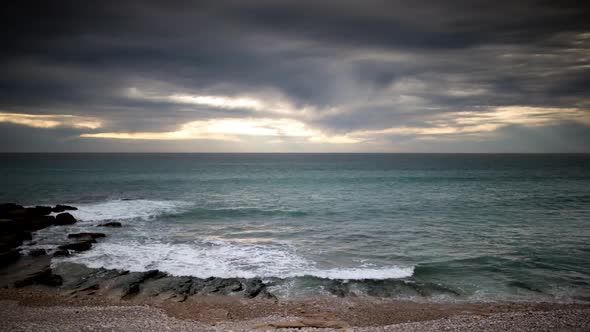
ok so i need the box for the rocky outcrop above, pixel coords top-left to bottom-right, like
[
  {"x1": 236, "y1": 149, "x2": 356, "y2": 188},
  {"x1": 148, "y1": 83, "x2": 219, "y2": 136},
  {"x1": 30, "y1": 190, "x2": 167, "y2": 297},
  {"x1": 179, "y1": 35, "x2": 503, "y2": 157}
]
[
  {"x1": 0, "y1": 203, "x2": 79, "y2": 259},
  {"x1": 98, "y1": 221, "x2": 122, "y2": 227},
  {"x1": 58, "y1": 240, "x2": 95, "y2": 252},
  {"x1": 54, "y1": 213, "x2": 77, "y2": 225},
  {"x1": 14, "y1": 267, "x2": 63, "y2": 288},
  {"x1": 53, "y1": 249, "x2": 70, "y2": 257},
  {"x1": 45, "y1": 263, "x2": 276, "y2": 300},
  {"x1": 1, "y1": 202, "x2": 278, "y2": 301},
  {"x1": 67, "y1": 232, "x2": 106, "y2": 240},
  {"x1": 29, "y1": 249, "x2": 47, "y2": 257},
  {"x1": 26, "y1": 206, "x2": 53, "y2": 217},
  {"x1": 52, "y1": 205, "x2": 78, "y2": 213},
  {"x1": 0, "y1": 249, "x2": 21, "y2": 266}
]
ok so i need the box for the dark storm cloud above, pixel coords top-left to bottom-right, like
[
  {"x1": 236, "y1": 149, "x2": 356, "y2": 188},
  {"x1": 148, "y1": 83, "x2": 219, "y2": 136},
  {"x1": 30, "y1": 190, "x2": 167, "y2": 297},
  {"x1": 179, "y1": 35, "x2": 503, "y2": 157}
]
[{"x1": 1, "y1": 0, "x2": 589, "y2": 151}]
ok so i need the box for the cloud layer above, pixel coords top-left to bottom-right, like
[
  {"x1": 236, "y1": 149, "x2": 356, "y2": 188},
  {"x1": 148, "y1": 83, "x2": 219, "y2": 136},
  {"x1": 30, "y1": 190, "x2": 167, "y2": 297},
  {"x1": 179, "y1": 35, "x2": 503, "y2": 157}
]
[{"x1": 1, "y1": 1, "x2": 589, "y2": 152}]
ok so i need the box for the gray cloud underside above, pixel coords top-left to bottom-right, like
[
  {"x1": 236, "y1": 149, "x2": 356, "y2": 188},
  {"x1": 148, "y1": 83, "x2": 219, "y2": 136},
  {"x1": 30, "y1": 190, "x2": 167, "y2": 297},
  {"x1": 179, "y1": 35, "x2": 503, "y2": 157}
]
[{"x1": 1, "y1": 0, "x2": 589, "y2": 151}]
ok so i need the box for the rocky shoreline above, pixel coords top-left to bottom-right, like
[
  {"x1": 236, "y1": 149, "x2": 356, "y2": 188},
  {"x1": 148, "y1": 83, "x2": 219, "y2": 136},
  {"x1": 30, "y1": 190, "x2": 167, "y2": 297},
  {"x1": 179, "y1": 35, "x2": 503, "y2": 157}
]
[
  {"x1": 0, "y1": 202, "x2": 276, "y2": 301},
  {"x1": 2, "y1": 202, "x2": 590, "y2": 331}
]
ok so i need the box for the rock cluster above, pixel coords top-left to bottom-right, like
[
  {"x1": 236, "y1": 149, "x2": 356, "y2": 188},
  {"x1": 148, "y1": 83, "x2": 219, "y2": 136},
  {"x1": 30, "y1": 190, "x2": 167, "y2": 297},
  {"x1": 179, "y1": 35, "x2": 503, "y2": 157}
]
[
  {"x1": 0, "y1": 203, "x2": 82, "y2": 266},
  {"x1": 51, "y1": 262, "x2": 275, "y2": 300},
  {"x1": 0, "y1": 202, "x2": 276, "y2": 301}
]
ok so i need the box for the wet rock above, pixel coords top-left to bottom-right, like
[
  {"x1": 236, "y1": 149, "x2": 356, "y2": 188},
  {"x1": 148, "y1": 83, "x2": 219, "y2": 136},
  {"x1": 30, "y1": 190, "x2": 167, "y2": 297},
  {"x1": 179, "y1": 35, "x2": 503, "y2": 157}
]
[
  {"x1": 22, "y1": 232, "x2": 32, "y2": 241},
  {"x1": 67, "y1": 232, "x2": 106, "y2": 240},
  {"x1": 0, "y1": 203, "x2": 24, "y2": 215},
  {"x1": 0, "y1": 233, "x2": 26, "y2": 252},
  {"x1": 53, "y1": 249, "x2": 70, "y2": 257},
  {"x1": 54, "y1": 213, "x2": 77, "y2": 225},
  {"x1": 52, "y1": 204, "x2": 78, "y2": 213},
  {"x1": 141, "y1": 276, "x2": 196, "y2": 299},
  {"x1": 58, "y1": 239, "x2": 95, "y2": 252},
  {"x1": 25, "y1": 206, "x2": 53, "y2": 216},
  {"x1": 14, "y1": 267, "x2": 63, "y2": 287},
  {"x1": 243, "y1": 278, "x2": 267, "y2": 298},
  {"x1": 115, "y1": 270, "x2": 166, "y2": 298},
  {"x1": 201, "y1": 277, "x2": 244, "y2": 295},
  {"x1": 0, "y1": 218, "x2": 25, "y2": 234},
  {"x1": 29, "y1": 249, "x2": 47, "y2": 257},
  {"x1": 27, "y1": 216, "x2": 56, "y2": 231},
  {"x1": 0, "y1": 249, "x2": 21, "y2": 267},
  {"x1": 98, "y1": 221, "x2": 122, "y2": 227}
]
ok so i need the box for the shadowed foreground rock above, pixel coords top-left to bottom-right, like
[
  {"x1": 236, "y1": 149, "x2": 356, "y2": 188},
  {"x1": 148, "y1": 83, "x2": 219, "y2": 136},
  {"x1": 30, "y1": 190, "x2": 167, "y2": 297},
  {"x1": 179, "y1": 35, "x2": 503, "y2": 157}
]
[
  {"x1": 58, "y1": 240, "x2": 95, "y2": 252},
  {"x1": 52, "y1": 205, "x2": 78, "y2": 213},
  {"x1": 0, "y1": 203, "x2": 78, "y2": 268},
  {"x1": 54, "y1": 213, "x2": 77, "y2": 225},
  {"x1": 67, "y1": 232, "x2": 106, "y2": 240},
  {"x1": 98, "y1": 221, "x2": 122, "y2": 227}
]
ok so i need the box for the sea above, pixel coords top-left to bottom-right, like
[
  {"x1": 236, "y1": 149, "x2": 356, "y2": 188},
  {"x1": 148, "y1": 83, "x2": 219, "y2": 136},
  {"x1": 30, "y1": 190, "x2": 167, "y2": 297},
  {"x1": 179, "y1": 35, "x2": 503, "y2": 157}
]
[{"x1": 1, "y1": 153, "x2": 589, "y2": 302}]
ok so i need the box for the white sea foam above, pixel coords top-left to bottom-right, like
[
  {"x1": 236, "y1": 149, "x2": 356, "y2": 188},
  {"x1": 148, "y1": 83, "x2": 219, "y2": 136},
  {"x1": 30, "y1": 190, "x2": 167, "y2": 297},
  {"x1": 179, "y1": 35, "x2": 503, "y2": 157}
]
[
  {"x1": 61, "y1": 238, "x2": 414, "y2": 280},
  {"x1": 295, "y1": 266, "x2": 415, "y2": 280},
  {"x1": 63, "y1": 199, "x2": 189, "y2": 222}
]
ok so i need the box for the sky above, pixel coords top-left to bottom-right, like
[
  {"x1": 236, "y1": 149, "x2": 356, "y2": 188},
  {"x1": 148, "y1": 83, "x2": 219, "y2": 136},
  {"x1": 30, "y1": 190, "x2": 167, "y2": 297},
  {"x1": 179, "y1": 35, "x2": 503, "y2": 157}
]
[{"x1": 1, "y1": 0, "x2": 589, "y2": 152}]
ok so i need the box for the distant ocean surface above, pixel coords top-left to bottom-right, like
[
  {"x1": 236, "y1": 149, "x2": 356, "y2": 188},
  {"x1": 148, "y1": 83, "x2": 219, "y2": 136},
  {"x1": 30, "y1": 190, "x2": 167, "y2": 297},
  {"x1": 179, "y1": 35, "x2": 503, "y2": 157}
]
[{"x1": 1, "y1": 153, "x2": 589, "y2": 302}]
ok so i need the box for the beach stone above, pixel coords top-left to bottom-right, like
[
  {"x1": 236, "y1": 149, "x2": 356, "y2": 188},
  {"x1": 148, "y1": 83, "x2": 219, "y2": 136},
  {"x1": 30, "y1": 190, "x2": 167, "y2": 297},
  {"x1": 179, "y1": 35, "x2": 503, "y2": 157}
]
[
  {"x1": 52, "y1": 204, "x2": 78, "y2": 213},
  {"x1": 58, "y1": 240, "x2": 95, "y2": 252},
  {"x1": 29, "y1": 249, "x2": 47, "y2": 257},
  {"x1": 98, "y1": 221, "x2": 122, "y2": 227},
  {"x1": 54, "y1": 213, "x2": 77, "y2": 225},
  {"x1": 67, "y1": 232, "x2": 106, "y2": 240},
  {"x1": 255, "y1": 319, "x2": 350, "y2": 329}
]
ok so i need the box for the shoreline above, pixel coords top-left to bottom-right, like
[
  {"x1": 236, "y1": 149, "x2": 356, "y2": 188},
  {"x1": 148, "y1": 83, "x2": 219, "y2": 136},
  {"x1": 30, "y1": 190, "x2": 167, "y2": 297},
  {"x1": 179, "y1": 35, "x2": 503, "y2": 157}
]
[
  {"x1": 1, "y1": 287, "x2": 590, "y2": 331},
  {"x1": 2, "y1": 202, "x2": 590, "y2": 330}
]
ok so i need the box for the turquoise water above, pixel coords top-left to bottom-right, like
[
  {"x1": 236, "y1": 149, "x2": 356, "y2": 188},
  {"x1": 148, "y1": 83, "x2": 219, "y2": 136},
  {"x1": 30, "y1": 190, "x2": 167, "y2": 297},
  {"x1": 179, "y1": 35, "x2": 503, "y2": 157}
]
[{"x1": 1, "y1": 153, "x2": 589, "y2": 302}]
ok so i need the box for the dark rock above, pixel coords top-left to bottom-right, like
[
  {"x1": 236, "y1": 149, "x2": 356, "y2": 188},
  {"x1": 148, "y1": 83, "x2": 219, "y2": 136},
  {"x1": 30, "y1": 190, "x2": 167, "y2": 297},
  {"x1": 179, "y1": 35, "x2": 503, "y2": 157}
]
[
  {"x1": 58, "y1": 240, "x2": 95, "y2": 252},
  {"x1": 29, "y1": 249, "x2": 47, "y2": 257},
  {"x1": 116, "y1": 270, "x2": 166, "y2": 298},
  {"x1": 54, "y1": 213, "x2": 77, "y2": 225},
  {"x1": 0, "y1": 233, "x2": 26, "y2": 252},
  {"x1": 27, "y1": 216, "x2": 56, "y2": 231},
  {"x1": 67, "y1": 232, "x2": 106, "y2": 239},
  {"x1": 0, "y1": 249, "x2": 21, "y2": 267},
  {"x1": 141, "y1": 276, "x2": 195, "y2": 299},
  {"x1": 1, "y1": 215, "x2": 54, "y2": 232},
  {"x1": 52, "y1": 204, "x2": 78, "y2": 213},
  {"x1": 202, "y1": 278, "x2": 244, "y2": 295},
  {"x1": 53, "y1": 249, "x2": 70, "y2": 257},
  {"x1": 0, "y1": 203, "x2": 24, "y2": 214},
  {"x1": 0, "y1": 218, "x2": 24, "y2": 233},
  {"x1": 25, "y1": 206, "x2": 53, "y2": 216},
  {"x1": 98, "y1": 221, "x2": 122, "y2": 227},
  {"x1": 14, "y1": 267, "x2": 63, "y2": 287},
  {"x1": 243, "y1": 278, "x2": 267, "y2": 298}
]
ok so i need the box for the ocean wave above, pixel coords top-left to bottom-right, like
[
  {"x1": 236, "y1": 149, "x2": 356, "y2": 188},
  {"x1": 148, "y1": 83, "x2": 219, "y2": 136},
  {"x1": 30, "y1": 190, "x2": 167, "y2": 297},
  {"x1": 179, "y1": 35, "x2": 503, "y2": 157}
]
[
  {"x1": 63, "y1": 199, "x2": 190, "y2": 222},
  {"x1": 291, "y1": 267, "x2": 414, "y2": 280},
  {"x1": 179, "y1": 207, "x2": 308, "y2": 219},
  {"x1": 60, "y1": 239, "x2": 413, "y2": 280}
]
